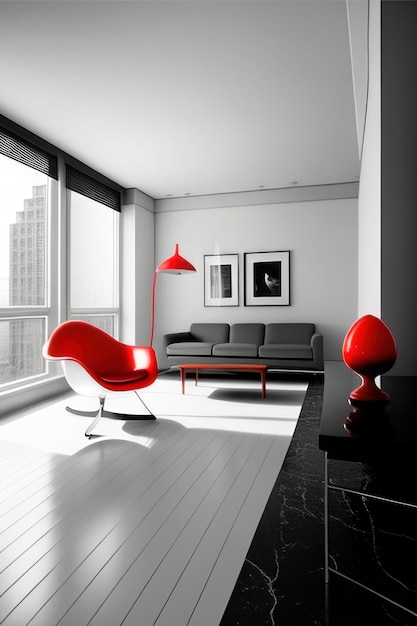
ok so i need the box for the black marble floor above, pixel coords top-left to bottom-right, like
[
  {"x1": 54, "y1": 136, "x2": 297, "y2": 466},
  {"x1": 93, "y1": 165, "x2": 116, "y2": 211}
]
[{"x1": 220, "y1": 374, "x2": 417, "y2": 626}]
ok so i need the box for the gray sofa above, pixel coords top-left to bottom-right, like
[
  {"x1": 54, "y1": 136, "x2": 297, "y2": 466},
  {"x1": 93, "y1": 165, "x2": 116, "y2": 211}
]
[{"x1": 160, "y1": 322, "x2": 324, "y2": 372}]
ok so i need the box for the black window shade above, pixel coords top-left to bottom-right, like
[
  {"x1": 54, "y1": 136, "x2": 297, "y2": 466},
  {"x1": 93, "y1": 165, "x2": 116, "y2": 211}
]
[
  {"x1": 0, "y1": 127, "x2": 58, "y2": 179},
  {"x1": 66, "y1": 166, "x2": 121, "y2": 212}
]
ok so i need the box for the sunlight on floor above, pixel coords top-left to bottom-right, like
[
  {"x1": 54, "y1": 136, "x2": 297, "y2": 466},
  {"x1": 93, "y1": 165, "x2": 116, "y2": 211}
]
[
  {"x1": 0, "y1": 375, "x2": 307, "y2": 456},
  {"x1": 167, "y1": 414, "x2": 299, "y2": 436}
]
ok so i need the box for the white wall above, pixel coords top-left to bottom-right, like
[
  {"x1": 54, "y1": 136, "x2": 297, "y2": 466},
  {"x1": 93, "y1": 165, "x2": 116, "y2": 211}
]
[
  {"x1": 121, "y1": 188, "x2": 155, "y2": 345},
  {"x1": 346, "y1": 0, "x2": 369, "y2": 160},
  {"x1": 153, "y1": 188, "x2": 358, "y2": 362},
  {"x1": 357, "y1": 0, "x2": 381, "y2": 318}
]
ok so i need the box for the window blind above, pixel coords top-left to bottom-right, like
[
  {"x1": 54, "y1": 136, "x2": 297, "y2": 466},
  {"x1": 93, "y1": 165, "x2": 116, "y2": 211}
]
[
  {"x1": 0, "y1": 126, "x2": 58, "y2": 179},
  {"x1": 66, "y1": 165, "x2": 121, "y2": 212}
]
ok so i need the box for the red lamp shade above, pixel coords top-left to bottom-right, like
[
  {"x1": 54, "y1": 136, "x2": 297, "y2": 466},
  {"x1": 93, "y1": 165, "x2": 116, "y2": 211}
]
[
  {"x1": 156, "y1": 243, "x2": 196, "y2": 274},
  {"x1": 342, "y1": 314, "x2": 397, "y2": 406}
]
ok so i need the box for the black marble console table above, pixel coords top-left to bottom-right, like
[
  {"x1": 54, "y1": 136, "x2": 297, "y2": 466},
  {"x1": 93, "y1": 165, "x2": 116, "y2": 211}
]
[{"x1": 319, "y1": 362, "x2": 417, "y2": 624}]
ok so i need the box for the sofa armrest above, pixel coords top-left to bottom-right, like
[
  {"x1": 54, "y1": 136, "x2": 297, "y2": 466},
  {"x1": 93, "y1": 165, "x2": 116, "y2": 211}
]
[
  {"x1": 311, "y1": 332, "x2": 324, "y2": 369},
  {"x1": 162, "y1": 331, "x2": 193, "y2": 352}
]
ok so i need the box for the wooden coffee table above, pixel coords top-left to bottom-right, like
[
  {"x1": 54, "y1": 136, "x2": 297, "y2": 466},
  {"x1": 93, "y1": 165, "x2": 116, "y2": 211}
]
[{"x1": 177, "y1": 363, "x2": 268, "y2": 398}]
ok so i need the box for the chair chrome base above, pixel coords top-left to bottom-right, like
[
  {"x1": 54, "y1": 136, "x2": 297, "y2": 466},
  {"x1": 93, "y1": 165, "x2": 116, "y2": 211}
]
[
  {"x1": 66, "y1": 391, "x2": 156, "y2": 438},
  {"x1": 66, "y1": 406, "x2": 156, "y2": 420}
]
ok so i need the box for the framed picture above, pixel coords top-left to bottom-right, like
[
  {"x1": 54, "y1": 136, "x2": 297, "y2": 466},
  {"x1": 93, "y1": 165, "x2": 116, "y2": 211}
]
[
  {"x1": 204, "y1": 254, "x2": 239, "y2": 306},
  {"x1": 244, "y1": 250, "x2": 290, "y2": 306}
]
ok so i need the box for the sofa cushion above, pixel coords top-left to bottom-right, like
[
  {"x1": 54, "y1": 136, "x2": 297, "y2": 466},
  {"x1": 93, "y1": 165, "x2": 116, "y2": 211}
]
[
  {"x1": 264, "y1": 323, "x2": 315, "y2": 344},
  {"x1": 229, "y1": 323, "x2": 265, "y2": 345},
  {"x1": 259, "y1": 343, "x2": 313, "y2": 360},
  {"x1": 167, "y1": 342, "x2": 214, "y2": 356},
  {"x1": 190, "y1": 323, "x2": 230, "y2": 343},
  {"x1": 213, "y1": 343, "x2": 259, "y2": 358}
]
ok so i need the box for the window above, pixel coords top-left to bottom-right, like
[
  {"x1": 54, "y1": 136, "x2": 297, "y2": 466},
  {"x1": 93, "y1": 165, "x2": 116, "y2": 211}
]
[
  {"x1": 0, "y1": 317, "x2": 47, "y2": 385},
  {"x1": 0, "y1": 119, "x2": 123, "y2": 397},
  {"x1": 69, "y1": 188, "x2": 119, "y2": 335},
  {"x1": 0, "y1": 155, "x2": 52, "y2": 387}
]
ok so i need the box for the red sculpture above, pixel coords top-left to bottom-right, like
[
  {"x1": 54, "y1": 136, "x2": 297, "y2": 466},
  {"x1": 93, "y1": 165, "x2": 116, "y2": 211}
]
[{"x1": 342, "y1": 314, "x2": 397, "y2": 406}]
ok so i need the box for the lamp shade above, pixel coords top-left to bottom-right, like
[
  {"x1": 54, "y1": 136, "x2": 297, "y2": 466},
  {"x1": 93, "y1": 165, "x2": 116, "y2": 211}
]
[{"x1": 156, "y1": 244, "x2": 196, "y2": 274}]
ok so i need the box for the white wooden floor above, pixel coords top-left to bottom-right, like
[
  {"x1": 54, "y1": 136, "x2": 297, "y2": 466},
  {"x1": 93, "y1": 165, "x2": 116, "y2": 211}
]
[{"x1": 0, "y1": 374, "x2": 307, "y2": 626}]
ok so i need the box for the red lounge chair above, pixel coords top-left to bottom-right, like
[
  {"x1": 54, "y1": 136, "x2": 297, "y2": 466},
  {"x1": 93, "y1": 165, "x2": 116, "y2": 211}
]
[{"x1": 43, "y1": 320, "x2": 158, "y2": 437}]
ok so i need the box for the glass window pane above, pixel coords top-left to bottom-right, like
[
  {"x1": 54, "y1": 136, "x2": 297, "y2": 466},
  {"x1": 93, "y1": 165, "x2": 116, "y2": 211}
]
[
  {"x1": 71, "y1": 314, "x2": 115, "y2": 336},
  {"x1": 0, "y1": 155, "x2": 48, "y2": 306},
  {"x1": 70, "y1": 192, "x2": 119, "y2": 309},
  {"x1": 0, "y1": 317, "x2": 47, "y2": 385}
]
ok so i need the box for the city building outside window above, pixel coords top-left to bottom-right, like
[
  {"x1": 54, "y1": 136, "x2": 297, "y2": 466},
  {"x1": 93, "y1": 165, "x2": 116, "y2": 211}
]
[{"x1": 0, "y1": 156, "x2": 51, "y2": 387}]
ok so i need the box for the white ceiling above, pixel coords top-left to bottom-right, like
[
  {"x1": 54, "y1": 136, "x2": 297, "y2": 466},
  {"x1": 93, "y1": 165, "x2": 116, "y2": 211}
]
[{"x1": 0, "y1": 0, "x2": 361, "y2": 200}]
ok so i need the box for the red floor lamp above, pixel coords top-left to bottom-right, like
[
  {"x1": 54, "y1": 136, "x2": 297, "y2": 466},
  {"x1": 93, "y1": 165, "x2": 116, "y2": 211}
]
[{"x1": 150, "y1": 243, "x2": 196, "y2": 347}]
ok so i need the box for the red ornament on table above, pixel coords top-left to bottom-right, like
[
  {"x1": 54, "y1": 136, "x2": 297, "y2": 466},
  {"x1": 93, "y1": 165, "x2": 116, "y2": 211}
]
[{"x1": 342, "y1": 314, "x2": 397, "y2": 407}]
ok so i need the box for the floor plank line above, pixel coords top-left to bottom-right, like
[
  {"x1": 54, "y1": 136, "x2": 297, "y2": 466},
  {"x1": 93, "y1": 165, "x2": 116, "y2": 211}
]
[
  {"x1": 0, "y1": 428, "x2": 207, "y2": 610},
  {"x1": 1, "y1": 423, "x2": 196, "y2": 584},
  {"x1": 188, "y1": 435, "x2": 293, "y2": 626},
  {"x1": 127, "y1": 436, "x2": 273, "y2": 626},
  {"x1": 0, "y1": 441, "x2": 142, "y2": 556},
  {"x1": 23, "y1": 430, "x2": 218, "y2": 626},
  {"x1": 0, "y1": 454, "x2": 69, "y2": 510},
  {"x1": 0, "y1": 449, "x2": 47, "y2": 490},
  {"x1": 56, "y1": 431, "x2": 241, "y2": 626},
  {"x1": 154, "y1": 437, "x2": 278, "y2": 626},
  {"x1": 2, "y1": 431, "x2": 230, "y2": 624}
]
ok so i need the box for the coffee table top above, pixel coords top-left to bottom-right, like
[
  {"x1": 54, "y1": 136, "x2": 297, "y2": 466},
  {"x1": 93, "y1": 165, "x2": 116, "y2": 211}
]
[{"x1": 176, "y1": 363, "x2": 267, "y2": 371}]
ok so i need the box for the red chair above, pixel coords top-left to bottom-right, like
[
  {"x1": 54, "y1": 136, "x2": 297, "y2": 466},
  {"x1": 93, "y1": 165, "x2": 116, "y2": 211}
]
[{"x1": 43, "y1": 320, "x2": 158, "y2": 437}]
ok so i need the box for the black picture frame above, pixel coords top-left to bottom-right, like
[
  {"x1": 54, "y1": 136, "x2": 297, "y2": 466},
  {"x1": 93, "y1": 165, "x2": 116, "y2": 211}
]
[{"x1": 244, "y1": 250, "x2": 290, "y2": 305}]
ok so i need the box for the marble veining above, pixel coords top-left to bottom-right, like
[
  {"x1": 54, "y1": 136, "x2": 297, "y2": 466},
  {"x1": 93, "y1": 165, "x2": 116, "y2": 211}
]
[
  {"x1": 245, "y1": 549, "x2": 280, "y2": 625},
  {"x1": 221, "y1": 373, "x2": 417, "y2": 625},
  {"x1": 328, "y1": 485, "x2": 417, "y2": 617},
  {"x1": 221, "y1": 376, "x2": 327, "y2": 625}
]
